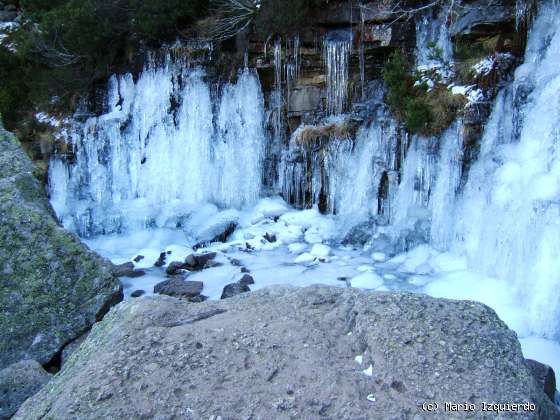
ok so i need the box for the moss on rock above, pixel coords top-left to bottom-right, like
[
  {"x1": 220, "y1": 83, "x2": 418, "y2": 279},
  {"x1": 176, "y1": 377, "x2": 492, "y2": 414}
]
[{"x1": 0, "y1": 121, "x2": 122, "y2": 369}]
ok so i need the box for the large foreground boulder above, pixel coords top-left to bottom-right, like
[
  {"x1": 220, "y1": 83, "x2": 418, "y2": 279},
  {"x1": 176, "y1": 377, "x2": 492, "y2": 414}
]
[
  {"x1": 0, "y1": 360, "x2": 51, "y2": 419},
  {"x1": 0, "y1": 124, "x2": 122, "y2": 369},
  {"x1": 14, "y1": 286, "x2": 559, "y2": 419}
]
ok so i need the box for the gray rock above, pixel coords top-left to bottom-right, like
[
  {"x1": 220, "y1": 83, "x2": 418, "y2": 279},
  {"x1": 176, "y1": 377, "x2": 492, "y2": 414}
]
[
  {"x1": 165, "y1": 261, "x2": 188, "y2": 275},
  {"x1": 238, "y1": 274, "x2": 255, "y2": 286},
  {"x1": 130, "y1": 290, "x2": 145, "y2": 298},
  {"x1": 342, "y1": 220, "x2": 375, "y2": 246},
  {"x1": 450, "y1": 0, "x2": 515, "y2": 38},
  {"x1": 13, "y1": 286, "x2": 559, "y2": 419},
  {"x1": 184, "y1": 253, "x2": 197, "y2": 267},
  {"x1": 60, "y1": 333, "x2": 89, "y2": 367},
  {"x1": 191, "y1": 210, "x2": 239, "y2": 249},
  {"x1": 0, "y1": 360, "x2": 51, "y2": 419},
  {"x1": 288, "y1": 86, "x2": 322, "y2": 115},
  {"x1": 154, "y1": 279, "x2": 203, "y2": 299},
  {"x1": 192, "y1": 252, "x2": 217, "y2": 268},
  {"x1": 184, "y1": 252, "x2": 218, "y2": 271},
  {"x1": 113, "y1": 262, "x2": 144, "y2": 278},
  {"x1": 0, "y1": 123, "x2": 122, "y2": 369},
  {"x1": 526, "y1": 359, "x2": 556, "y2": 403},
  {"x1": 154, "y1": 252, "x2": 167, "y2": 267},
  {"x1": 263, "y1": 232, "x2": 276, "y2": 243},
  {"x1": 113, "y1": 262, "x2": 135, "y2": 276},
  {"x1": 221, "y1": 282, "x2": 251, "y2": 299}
]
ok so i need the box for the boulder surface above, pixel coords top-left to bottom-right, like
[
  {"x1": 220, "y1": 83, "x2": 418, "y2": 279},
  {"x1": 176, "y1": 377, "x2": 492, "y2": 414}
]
[
  {"x1": 14, "y1": 286, "x2": 559, "y2": 419},
  {"x1": 0, "y1": 360, "x2": 51, "y2": 419},
  {"x1": 0, "y1": 124, "x2": 122, "y2": 369}
]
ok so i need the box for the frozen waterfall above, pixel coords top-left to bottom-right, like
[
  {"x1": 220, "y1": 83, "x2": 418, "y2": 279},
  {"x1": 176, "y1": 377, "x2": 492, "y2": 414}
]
[
  {"x1": 46, "y1": 0, "x2": 560, "y2": 368},
  {"x1": 449, "y1": 3, "x2": 560, "y2": 338},
  {"x1": 49, "y1": 58, "x2": 266, "y2": 237},
  {"x1": 324, "y1": 30, "x2": 352, "y2": 115}
]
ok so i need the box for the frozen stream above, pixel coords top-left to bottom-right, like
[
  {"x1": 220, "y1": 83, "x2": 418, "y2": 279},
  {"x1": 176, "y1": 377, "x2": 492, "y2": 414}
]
[
  {"x1": 83, "y1": 196, "x2": 560, "y2": 378},
  {"x1": 48, "y1": 1, "x2": 560, "y2": 389}
]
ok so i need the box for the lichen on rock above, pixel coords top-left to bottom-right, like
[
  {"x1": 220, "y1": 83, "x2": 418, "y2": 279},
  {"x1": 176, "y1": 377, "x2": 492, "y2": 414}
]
[
  {"x1": 13, "y1": 286, "x2": 560, "y2": 419},
  {"x1": 0, "y1": 121, "x2": 122, "y2": 369}
]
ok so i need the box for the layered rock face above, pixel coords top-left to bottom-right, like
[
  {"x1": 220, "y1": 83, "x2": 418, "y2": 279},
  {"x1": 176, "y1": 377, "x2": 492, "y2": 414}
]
[
  {"x1": 0, "y1": 123, "x2": 122, "y2": 369},
  {"x1": 15, "y1": 286, "x2": 559, "y2": 419}
]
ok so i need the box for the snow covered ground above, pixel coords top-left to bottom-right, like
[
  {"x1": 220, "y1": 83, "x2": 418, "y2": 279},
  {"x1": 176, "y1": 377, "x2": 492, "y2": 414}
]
[{"x1": 84, "y1": 197, "x2": 560, "y2": 377}]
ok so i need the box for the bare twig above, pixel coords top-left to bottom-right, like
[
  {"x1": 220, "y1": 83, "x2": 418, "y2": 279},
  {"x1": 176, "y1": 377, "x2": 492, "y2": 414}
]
[{"x1": 203, "y1": 0, "x2": 261, "y2": 41}]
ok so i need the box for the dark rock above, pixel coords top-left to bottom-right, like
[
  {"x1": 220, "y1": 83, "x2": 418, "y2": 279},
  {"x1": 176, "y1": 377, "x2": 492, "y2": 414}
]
[
  {"x1": 128, "y1": 270, "x2": 146, "y2": 278},
  {"x1": 113, "y1": 262, "x2": 135, "y2": 277},
  {"x1": 450, "y1": 0, "x2": 515, "y2": 38},
  {"x1": 113, "y1": 262, "x2": 145, "y2": 278},
  {"x1": 184, "y1": 252, "x2": 218, "y2": 271},
  {"x1": 192, "y1": 211, "x2": 238, "y2": 249},
  {"x1": 263, "y1": 232, "x2": 277, "y2": 243},
  {"x1": 241, "y1": 267, "x2": 251, "y2": 273},
  {"x1": 154, "y1": 252, "x2": 166, "y2": 267},
  {"x1": 154, "y1": 279, "x2": 203, "y2": 299},
  {"x1": 0, "y1": 123, "x2": 122, "y2": 369},
  {"x1": 15, "y1": 286, "x2": 560, "y2": 420},
  {"x1": 0, "y1": 10, "x2": 17, "y2": 21},
  {"x1": 133, "y1": 255, "x2": 144, "y2": 263},
  {"x1": 130, "y1": 290, "x2": 146, "y2": 298},
  {"x1": 526, "y1": 359, "x2": 556, "y2": 403},
  {"x1": 194, "y1": 252, "x2": 217, "y2": 268},
  {"x1": 0, "y1": 360, "x2": 51, "y2": 419},
  {"x1": 221, "y1": 282, "x2": 251, "y2": 299},
  {"x1": 184, "y1": 253, "x2": 197, "y2": 267},
  {"x1": 203, "y1": 260, "x2": 222, "y2": 269},
  {"x1": 238, "y1": 274, "x2": 255, "y2": 286},
  {"x1": 165, "y1": 261, "x2": 187, "y2": 275},
  {"x1": 210, "y1": 221, "x2": 236, "y2": 243},
  {"x1": 342, "y1": 220, "x2": 375, "y2": 246},
  {"x1": 230, "y1": 258, "x2": 242, "y2": 266}
]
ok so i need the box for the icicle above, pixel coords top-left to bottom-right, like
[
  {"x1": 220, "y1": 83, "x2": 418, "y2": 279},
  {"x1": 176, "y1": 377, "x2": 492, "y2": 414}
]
[
  {"x1": 49, "y1": 57, "x2": 266, "y2": 236},
  {"x1": 324, "y1": 30, "x2": 352, "y2": 115},
  {"x1": 359, "y1": 7, "x2": 366, "y2": 100}
]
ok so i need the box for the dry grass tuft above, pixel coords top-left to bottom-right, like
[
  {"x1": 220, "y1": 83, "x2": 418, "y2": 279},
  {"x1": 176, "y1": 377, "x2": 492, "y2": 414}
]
[{"x1": 294, "y1": 119, "x2": 356, "y2": 147}]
